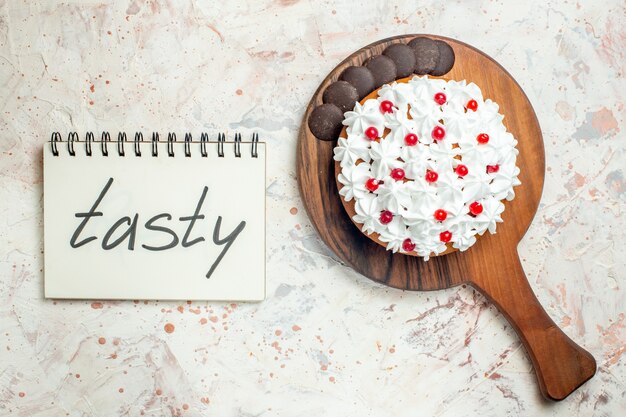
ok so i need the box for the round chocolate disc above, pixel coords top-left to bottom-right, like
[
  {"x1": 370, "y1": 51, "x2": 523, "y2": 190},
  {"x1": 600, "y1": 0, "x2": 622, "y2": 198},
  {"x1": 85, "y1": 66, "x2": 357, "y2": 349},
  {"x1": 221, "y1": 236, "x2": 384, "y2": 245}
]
[
  {"x1": 430, "y1": 40, "x2": 455, "y2": 76},
  {"x1": 308, "y1": 103, "x2": 344, "y2": 141},
  {"x1": 408, "y1": 37, "x2": 440, "y2": 75},
  {"x1": 382, "y1": 43, "x2": 416, "y2": 78},
  {"x1": 322, "y1": 81, "x2": 359, "y2": 113},
  {"x1": 340, "y1": 66, "x2": 376, "y2": 99},
  {"x1": 364, "y1": 55, "x2": 397, "y2": 88}
]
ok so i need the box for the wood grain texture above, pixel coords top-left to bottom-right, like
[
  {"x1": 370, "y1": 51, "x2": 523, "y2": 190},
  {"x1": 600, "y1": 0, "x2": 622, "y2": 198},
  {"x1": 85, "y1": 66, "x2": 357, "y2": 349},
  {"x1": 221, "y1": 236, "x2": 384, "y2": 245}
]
[{"x1": 296, "y1": 34, "x2": 596, "y2": 400}]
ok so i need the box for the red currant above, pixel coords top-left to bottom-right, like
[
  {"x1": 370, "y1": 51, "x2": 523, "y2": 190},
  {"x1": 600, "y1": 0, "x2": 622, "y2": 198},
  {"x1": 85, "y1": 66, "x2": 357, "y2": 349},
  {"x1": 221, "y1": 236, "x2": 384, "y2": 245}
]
[
  {"x1": 434, "y1": 209, "x2": 447, "y2": 221},
  {"x1": 486, "y1": 164, "x2": 500, "y2": 174},
  {"x1": 379, "y1": 100, "x2": 394, "y2": 113},
  {"x1": 440, "y1": 231, "x2": 452, "y2": 243},
  {"x1": 434, "y1": 92, "x2": 447, "y2": 105},
  {"x1": 379, "y1": 210, "x2": 393, "y2": 225},
  {"x1": 365, "y1": 178, "x2": 380, "y2": 192},
  {"x1": 432, "y1": 126, "x2": 445, "y2": 141},
  {"x1": 466, "y1": 99, "x2": 478, "y2": 111},
  {"x1": 404, "y1": 133, "x2": 418, "y2": 146},
  {"x1": 365, "y1": 127, "x2": 379, "y2": 140},
  {"x1": 477, "y1": 133, "x2": 489, "y2": 144},
  {"x1": 469, "y1": 201, "x2": 483, "y2": 216},
  {"x1": 425, "y1": 170, "x2": 439, "y2": 183},
  {"x1": 390, "y1": 168, "x2": 405, "y2": 181},
  {"x1": 455, "y1": 164, "x2": 468, "y2": 177},
  {"x1": 402, "y1": 238, "x2": 416, "y2": 252}
]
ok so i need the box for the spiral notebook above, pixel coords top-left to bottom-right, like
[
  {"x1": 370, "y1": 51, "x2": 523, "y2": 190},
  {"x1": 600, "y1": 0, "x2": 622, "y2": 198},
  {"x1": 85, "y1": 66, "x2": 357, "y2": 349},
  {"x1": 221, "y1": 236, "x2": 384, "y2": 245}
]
[{"x1": 43, "y1": 132, "x2": 266, "y2": 301}]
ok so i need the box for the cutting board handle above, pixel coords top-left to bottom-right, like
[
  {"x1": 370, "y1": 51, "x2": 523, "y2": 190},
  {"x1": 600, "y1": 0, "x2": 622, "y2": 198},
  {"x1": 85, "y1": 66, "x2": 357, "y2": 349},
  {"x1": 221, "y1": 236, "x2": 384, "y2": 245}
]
[{"x1": 471, "y1": 251, "x2": 596, "y2": 401}]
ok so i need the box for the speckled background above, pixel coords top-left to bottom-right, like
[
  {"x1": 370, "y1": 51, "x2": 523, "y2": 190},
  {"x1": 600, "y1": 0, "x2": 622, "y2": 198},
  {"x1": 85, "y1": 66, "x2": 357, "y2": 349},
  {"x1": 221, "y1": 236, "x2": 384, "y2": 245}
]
[{"x1": 0, "y1": 1, "x2": 624, "y2": 416}]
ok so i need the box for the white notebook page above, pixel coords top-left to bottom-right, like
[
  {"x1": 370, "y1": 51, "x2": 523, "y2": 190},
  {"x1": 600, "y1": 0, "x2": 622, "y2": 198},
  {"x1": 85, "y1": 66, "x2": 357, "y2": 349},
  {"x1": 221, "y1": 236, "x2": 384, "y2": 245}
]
[{"x1": 43, "y1": 140, "x2": 265, "y2": 301}]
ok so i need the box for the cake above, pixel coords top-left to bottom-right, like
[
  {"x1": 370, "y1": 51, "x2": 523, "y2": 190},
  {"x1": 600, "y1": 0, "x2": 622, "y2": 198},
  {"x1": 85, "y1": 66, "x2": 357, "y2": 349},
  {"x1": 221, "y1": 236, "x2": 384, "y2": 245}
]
[{"x1": 333, "y1": 75, "x2": 521, "y2": 260}]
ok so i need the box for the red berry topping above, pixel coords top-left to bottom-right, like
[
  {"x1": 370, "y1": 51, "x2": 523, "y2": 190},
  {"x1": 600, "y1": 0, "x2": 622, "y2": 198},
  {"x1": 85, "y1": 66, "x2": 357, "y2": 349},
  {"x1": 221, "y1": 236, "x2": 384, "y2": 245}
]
[
  {"x1": 390, "y1": 168, "x2": 405, "y2": 181},
  {"x1": 402, "y1": 238, "x2": 416, "y2": 252},
  {"x1": 486, "y1": 164, "x2": 500, "y2": 174},
  {"x1": 404, "y1": 133, "x2": 418, "y2": 146},
  {"x1": 365, "y1": 178, "x2": 380, "y2": 192},
  {"x1": 434, "y1": 209, "x2": 448, "y2": 221},
  {"x1": 425, "y1": 169, "x2": 439, "y2": 183},
  {"x1": 477, "y1": 133, "x2": 490, "y2": 144},
  {"x1": 469, "y1": 201, "x2": 483, "y2": 216},
  {"x1": 434, "y1": 92, "x2": 447, "y2": 105},
  {"x1": 455, "y1": 164, "x2": 469, "y2": 177},
  {"x1": 365, "y1": 126, "x2": 379, "y2": 140},
  {"x1": 466, "y1": 99, "x2": 478, "y2": 111},
  {"x1": 440, "y1": 231, "x2": 452, "y2": 243},
  {"x1": 379, "y1": 100, "x2": 394, "y2": 113},
  {"x1": 379, "y1": 210, "x2": 393, "y2": 225},
  {"x1": 432, "y1": 126, "x2": 445, "y2": 141}
]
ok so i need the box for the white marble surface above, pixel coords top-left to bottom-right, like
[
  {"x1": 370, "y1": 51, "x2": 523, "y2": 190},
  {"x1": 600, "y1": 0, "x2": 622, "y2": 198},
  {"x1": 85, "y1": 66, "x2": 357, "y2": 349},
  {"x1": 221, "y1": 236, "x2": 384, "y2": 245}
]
[{"x1": 0, "y1": 0, "x2": 624, "y2": 416}]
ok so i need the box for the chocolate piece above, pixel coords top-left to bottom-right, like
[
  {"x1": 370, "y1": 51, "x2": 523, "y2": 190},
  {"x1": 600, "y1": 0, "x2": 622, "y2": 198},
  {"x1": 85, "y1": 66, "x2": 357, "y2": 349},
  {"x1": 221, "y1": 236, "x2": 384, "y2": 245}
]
[
  {"x1": 430, "y1": 40, "x2": 455, "y2": 76},
  {"x1": 323, "y1": 81, "x2": 359, "y2": 113},
  {"x1": 364, "y1": 55, "x2": 397, "y2": 88},
  {"x1": 340, "y1": 66, "x2": 376, "y2": 99},
  {"x1": 308, "y1": 103, "x2": 344, "y2": 141},
  {"x1": 382, "y1": 43, "x2": 416, "y2": 78},
  {"x1": 408, "y1": 37, "x2": 440, "y2": 75}
]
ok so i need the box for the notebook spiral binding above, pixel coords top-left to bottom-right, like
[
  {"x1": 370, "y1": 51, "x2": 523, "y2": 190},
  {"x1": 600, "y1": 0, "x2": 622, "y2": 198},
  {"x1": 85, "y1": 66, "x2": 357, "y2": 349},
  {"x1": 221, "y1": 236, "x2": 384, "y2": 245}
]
[{"x1": 50, "y1": 131, "x2": 260, "y2": 158}]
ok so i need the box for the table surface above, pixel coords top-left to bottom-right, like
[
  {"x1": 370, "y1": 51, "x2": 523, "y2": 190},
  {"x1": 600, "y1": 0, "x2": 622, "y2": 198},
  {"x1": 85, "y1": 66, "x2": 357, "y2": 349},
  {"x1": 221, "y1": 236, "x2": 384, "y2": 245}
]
[{"x1": 0, "y1": 1, "x2": 624, "y2": 416}]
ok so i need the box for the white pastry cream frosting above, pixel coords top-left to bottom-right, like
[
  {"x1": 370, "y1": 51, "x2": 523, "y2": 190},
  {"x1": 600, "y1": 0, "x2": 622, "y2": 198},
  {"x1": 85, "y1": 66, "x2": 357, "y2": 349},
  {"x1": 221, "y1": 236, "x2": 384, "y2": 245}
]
[{"x1": 334, "y1": 76, "x2": 521, "y2": 260}]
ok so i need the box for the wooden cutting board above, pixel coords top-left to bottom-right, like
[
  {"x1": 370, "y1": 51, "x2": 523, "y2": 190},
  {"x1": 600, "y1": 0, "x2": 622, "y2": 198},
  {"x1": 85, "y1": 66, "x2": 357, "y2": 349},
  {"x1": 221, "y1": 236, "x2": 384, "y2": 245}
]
[{"x1": 296, "y1": 34, "x2": 596, "y2": 401}]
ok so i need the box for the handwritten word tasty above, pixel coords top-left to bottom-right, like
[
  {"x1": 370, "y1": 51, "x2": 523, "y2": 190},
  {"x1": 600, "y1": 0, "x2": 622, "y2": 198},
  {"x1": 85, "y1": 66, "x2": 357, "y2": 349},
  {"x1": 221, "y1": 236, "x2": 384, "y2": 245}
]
[{"x1": 70, "y1": 178, "x2": 245, "y2": 278}]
